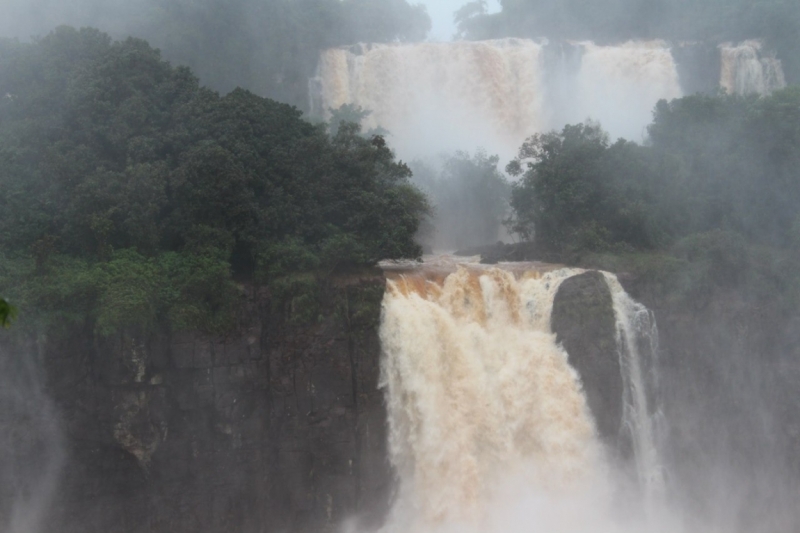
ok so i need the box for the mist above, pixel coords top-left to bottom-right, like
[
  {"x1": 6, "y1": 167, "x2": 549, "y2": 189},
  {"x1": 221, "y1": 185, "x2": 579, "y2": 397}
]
[
  {"x1": 0, "y1": 341, "x2": 64, "y2": 533},
  {"x1": 408, "y1": 152, "x2": 510, "y2": 252},
  {"x1": 0, "y1": 0, "x2": 431, "y2": 109},
  {"x1": 0, "y1": 0, "x2": 799, "y2": 533}
]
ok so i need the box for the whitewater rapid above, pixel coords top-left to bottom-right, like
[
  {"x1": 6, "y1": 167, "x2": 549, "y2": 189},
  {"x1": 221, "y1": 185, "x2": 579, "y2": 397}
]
[{"x1": 376, "y1": 260, "x2": 667, "y2": 532}]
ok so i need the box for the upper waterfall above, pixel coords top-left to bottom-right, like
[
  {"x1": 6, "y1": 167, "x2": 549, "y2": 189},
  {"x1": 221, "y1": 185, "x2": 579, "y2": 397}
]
[
  {"x1": 311, "y1": 39, "x2": 681, "y2": 158},
  {"x1": 310, "y1": 38, "x2": 786, "y2": 158},
  {"x1": 312, "y1": 39, "x2": 549, "y2": 159},
  {"x1": 719, "y1": 40, "x2": 786, "y2": 95}
]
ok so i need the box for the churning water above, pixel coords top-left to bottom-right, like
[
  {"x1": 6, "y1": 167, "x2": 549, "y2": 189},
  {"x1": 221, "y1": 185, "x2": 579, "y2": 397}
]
[{"x1": 375, "y1": 259, "x2": 670, "y2": 533}]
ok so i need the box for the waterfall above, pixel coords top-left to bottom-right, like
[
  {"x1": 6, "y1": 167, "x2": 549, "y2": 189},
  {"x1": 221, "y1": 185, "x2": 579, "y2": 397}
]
[
  {"x1": 312, "y1": 39, "x2": 547, "y2": 160},
  {"x1": 312, "y1": 38, "x2": 787, "y2": 157},
  {"x1": 559, "y1": 41, "x2": 682, "y2": 143},
  {"x1": 719, "y1": 40, "x2": 786, "y2": 96},
  {"x1": 0, "y1": 341, "x2": 65, "y2": 533},
  {"x1": 376, "y1": 259, "x2": 666, "y2": 532},
  {"x1": 603, "y1": 273, "x2": 666, "y2": 504},
  {"x1": 311, "y1": 39, "x2": 682, "y2": 157}
]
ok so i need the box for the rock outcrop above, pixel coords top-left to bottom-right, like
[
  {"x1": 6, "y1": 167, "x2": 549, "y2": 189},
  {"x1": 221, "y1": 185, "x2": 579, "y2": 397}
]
[{"x1": 551, "y1": 271, "x2": 622, "y2": 447}]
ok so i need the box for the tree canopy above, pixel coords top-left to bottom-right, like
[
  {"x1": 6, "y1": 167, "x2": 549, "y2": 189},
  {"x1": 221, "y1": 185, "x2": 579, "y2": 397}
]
[
  {"x1": 0, "y1": 27, "x2": 428, "y2": 333},
  {"x1": 506, "y1": 88, "x2": 800, "y2": 253}
]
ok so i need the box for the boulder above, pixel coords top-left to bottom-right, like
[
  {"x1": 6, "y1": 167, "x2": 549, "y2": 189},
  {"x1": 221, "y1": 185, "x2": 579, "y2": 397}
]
[{"x1": 551, "y1": 271, "x2": 623, "y2": 447}]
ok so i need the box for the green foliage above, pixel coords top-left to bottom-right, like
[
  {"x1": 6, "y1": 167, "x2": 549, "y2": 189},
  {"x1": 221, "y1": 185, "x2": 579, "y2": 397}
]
[
  {"x1": 0, "y1": 28, "x2": 429, "y2": 335},
  {"x1": 269, "y1": 272, "x2": 321, "y2": 326},
  {"x1": 581, "y1": 229, "x2": 800, "y2": 315},
  {"x1": 328, "y1": 104, "x2": 388, "y2": 138},
  {"x1": 345, "y1": 284, "x2": 385, "y2": 330},
  {"x1": 121, "y1": 249, "x2": 238, "y2": 334},
  {"x1": 507, "y1": 89, "x2": 800, "y2": 254},
  {"x1": 0, "y1": 248, "x2": 239, "y2": 336},
  {"x1": 454, "y1": 1, "x2": 493, "y2": 40},
  {"x1": 0, "y1": 297, "x2": 16, "y2": 327},
  {"x1": 647, "y1": 89, "x2": 800, "y2": 246},
  {"x1": 507, "y1": 121, "x2": 663, "y2": 252},
  {"x1": 329, "y1": 104, "x2": 373, "y2": 137}
]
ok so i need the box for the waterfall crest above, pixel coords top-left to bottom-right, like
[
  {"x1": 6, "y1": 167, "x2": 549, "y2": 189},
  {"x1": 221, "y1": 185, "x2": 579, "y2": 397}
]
[{"x1": 377, "y1": 261, "x2": 666, "y2": 532}]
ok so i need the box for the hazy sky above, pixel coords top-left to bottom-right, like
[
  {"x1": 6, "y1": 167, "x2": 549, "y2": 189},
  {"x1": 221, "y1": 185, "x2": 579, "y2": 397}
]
[{"x1": 419, "y1": 0, "x2": 501, "y2": 41}]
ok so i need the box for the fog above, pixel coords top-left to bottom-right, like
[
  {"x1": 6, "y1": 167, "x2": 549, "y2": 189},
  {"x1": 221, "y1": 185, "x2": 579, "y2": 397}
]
[
  {"x1": 0, "y1": 0, "x2": 141, "y2": 40},
  {"x1": 0, "y1": 342, "x2": 64, "y2": 533},
  {"x1": 0, "y1": 0, "x2": 799, "y2": 532},
  {"x1": 416, "y1": 0, "x2": 501, "y2": 41}
]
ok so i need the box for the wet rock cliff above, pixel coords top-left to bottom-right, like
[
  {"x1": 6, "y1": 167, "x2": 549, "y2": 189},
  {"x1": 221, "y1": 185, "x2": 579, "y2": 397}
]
[
  {"x1": 20, "y1": 274, "x2": 392, "y2": 533},
  {"x1": 551, "y1": 271, "x2": 621, "y2": 447}
]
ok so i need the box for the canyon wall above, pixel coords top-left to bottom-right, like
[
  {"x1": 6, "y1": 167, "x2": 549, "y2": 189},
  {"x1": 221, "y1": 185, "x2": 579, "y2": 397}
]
[{"x1": 2, "y1": 276, "x2": 391, "y2": 533}]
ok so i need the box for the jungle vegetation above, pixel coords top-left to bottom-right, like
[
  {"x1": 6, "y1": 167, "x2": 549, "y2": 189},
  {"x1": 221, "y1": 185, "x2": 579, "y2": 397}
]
[
  {"x1": 0, "y1": 27, "x2": 428, "y2": 334},
  {"x1": 506, "y1": 88, "x2": 800, "y2": 254},
  {"x1": 505, "y1": 88, "x2": 800, "y2": 311}
]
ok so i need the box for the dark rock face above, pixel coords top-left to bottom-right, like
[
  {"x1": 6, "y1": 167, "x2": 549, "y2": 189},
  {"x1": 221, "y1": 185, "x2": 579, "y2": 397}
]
[
  {"x1": 631, "y1": 286, "x2": 800, "y2": 529},
  {"x1": 551, "y1": 271, "x2": 622, "y2": 447},
  {"x1": 31, "y1": 278, "x2": 391, "y2": 533},
  {"x1": 672, "y1": 41, "x2": 723, "y2": 96}
]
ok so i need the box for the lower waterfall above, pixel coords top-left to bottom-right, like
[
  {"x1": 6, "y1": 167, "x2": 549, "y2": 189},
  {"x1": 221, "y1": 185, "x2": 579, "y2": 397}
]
[
  {"x1": 603, "y1": 273, "x2": 665, "y2": 505},
  {"x1": 376, "y1": 261, "x2": 668, "y2": 532}
]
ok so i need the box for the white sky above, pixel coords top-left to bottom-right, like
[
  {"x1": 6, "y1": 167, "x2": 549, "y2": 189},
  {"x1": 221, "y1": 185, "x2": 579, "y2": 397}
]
[{"x1": 417, "y1": 0, "x2": 502, "y2": 41}]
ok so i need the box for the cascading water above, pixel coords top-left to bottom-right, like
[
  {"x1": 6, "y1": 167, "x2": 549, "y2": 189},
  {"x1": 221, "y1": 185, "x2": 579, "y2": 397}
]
[
  {"x1": 376, "y1": 258, "x2": 668, "y2": 532},
  {"x1": 311, "y1": 38, "x2": 787, "y2": 157},
  {"x1": 0, "y1": 341, "x2": 64, "y2": 533},
  {"x1": 558, "y1": 41, "x2": 682, "y2": 142},
  {"x1": 719, "y1": 40, "x2": 786, "y2": 95},
  {"x1": 311, "y1": 39, "x2": 681, "y2": 157},
  {"x1": 312, "y1": 39, "x2": 548, "y2": 160},
  {"x1": 603, "y1": 273, "x2": 665, "y2": 506}
]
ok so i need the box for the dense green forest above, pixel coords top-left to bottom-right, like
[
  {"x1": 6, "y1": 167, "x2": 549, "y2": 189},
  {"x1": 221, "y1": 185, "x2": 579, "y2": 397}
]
[
  {"x1": 506, "y1": 88, "x2": 800, "y2": 253},
  {"x1": 457, "y1": 0, "x2": 800, "y2": 83},
  {"x1": 0, "y1": 27, "x2": 428, "y2": 334},
  {"x1": 504, "y1": 87, "x2": 800, "y2": 312},
  {"x1": 1, "y1": 0, "x2": 431, "y2": 109}
]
